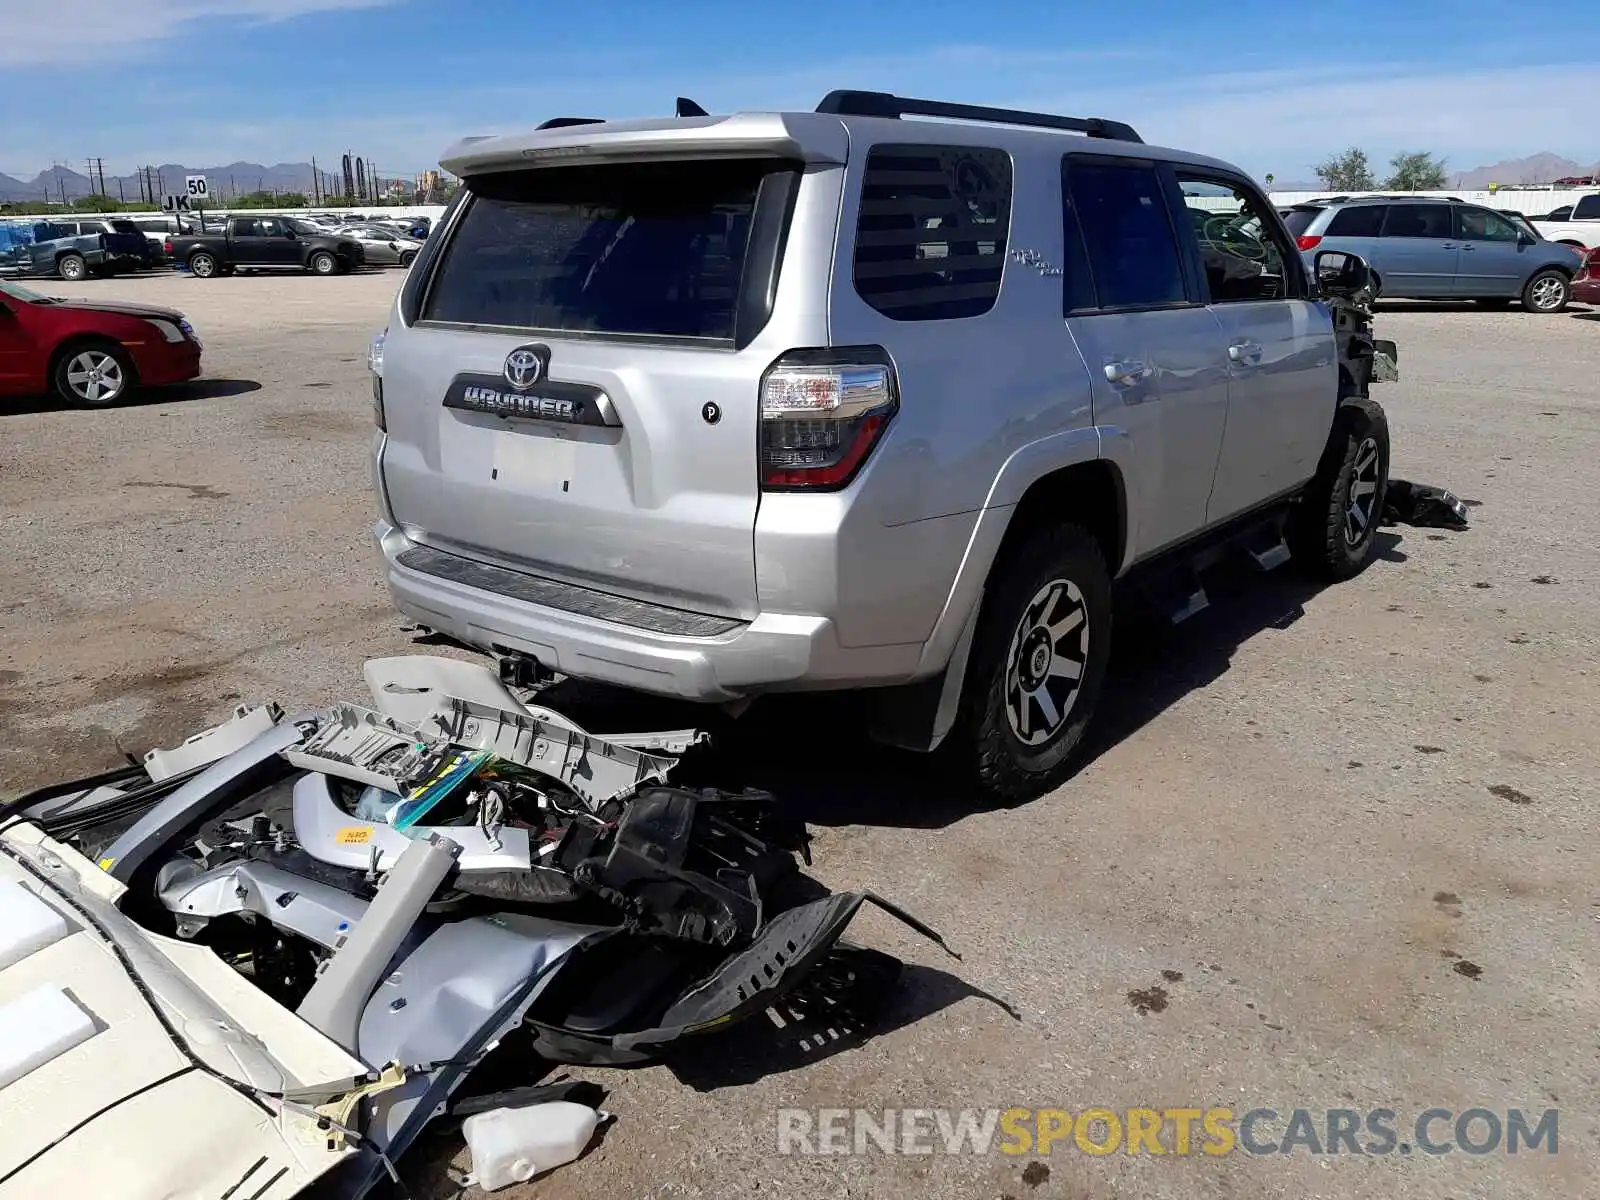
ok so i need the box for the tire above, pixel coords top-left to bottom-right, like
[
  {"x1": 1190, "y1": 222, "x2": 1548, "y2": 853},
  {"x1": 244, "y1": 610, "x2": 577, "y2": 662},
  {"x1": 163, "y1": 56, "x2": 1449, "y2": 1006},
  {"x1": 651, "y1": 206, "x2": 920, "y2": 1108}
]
[
  {"x1": 1522, "y1": 269, "x2": 1569, "y2": 313},
  {"x1": 57, "y1": 254, "x2": 87, "y2": 282},
  {"x1": 52, "y1": 340, "x2": 133, "y2": 408},
  {"x1": 309, "y1": 251, "x2": 337, "y2": 276},
  {"x1": 945, "y1": 524, "x2": 1114, "y2": 804},
  {"x1": 188, "y1": 251, "x2": 217, "y2": 278},
  {"x1": 1292, "y1": 398, "x2": 1390, "y2": 581},
  {"x1": 399, "y1": 250, "x2": 417, "y2": 268}
]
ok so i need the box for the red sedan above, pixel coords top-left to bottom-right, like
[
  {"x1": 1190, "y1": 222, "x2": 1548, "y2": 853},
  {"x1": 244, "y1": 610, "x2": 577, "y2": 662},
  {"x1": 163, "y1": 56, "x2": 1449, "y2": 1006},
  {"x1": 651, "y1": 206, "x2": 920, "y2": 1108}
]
[
  {"x1": 0, "y1": 278, "x2": 202, "y2": 407},
  {"x1": 1574, "y1": 247, "x2": 1600, "y2": 307}
]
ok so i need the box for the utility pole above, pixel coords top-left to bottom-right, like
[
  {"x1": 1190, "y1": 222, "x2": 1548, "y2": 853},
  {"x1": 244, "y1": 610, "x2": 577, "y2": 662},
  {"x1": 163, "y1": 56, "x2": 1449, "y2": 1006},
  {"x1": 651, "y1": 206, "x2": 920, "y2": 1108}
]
[{"x1": 117, "y1": 177, "x2": 125, "y2": 203}]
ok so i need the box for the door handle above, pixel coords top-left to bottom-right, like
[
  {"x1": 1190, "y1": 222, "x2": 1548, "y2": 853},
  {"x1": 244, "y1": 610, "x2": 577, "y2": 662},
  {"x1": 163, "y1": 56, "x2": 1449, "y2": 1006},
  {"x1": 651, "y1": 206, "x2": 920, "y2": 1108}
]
[
  {"x1": 1440, "y1": 243, "x2": 1458, "y2": 249},
  {"x1": 1104, "y1": 360, "x2": 1151, "y2": 385},
  {"x1": 1227, "y1": 340, "x2": 1263, "y2": 366},
  {"x1": 1460, "y1": 244, "x2": 1476, "y2": 252}
]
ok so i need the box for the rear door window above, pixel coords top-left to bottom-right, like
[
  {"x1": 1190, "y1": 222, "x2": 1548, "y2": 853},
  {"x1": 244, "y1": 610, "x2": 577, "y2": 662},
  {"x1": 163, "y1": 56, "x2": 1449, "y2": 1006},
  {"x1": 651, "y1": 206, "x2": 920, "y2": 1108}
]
[
  {"x1": 1573, "y1": 195, "x2": 1600, "y2": 220},
  {"x1": 1062, "y1": 159, "x2": 1187, "y2": 310},
  {"x1": 1380, "y1": 204, "x2": 1453, "y2": 238},
  {"x1": 1325, "y1": 206, "x2": 1386, "y2": 237},
  {"x1": 851, "y1": 144, "x2": 1012, "y2": 321},
  {"x1": 423, "y1": 158, "x2": 790, "y2": 340}
]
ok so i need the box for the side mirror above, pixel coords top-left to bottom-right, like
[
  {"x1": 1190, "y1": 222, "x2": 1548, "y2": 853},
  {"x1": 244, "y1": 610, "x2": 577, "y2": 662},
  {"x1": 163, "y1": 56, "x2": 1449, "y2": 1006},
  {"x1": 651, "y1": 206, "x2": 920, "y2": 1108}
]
[
  {"x1": 1518, "y1": 232, "x2": 1537, "y2": 247},
  {"x1": 1315, "y1": 249, "x2": 1372, "y2": 297},
  {"x1": 284, "y1": 228, "x2": 299, "y2": 239}
]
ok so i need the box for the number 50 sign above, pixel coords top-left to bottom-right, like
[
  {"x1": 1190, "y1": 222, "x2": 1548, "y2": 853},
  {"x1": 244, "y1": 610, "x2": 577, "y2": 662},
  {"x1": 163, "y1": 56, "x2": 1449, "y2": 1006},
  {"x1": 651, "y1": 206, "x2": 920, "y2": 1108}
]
[{"x1": 185, "y1": 175, "x2": 210, "y2": 200}]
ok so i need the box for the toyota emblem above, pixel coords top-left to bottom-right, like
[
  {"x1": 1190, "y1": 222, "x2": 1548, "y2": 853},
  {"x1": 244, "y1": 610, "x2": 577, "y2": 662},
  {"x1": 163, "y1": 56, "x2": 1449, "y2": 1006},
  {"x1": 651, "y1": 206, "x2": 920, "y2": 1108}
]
[{"x1": 503, "y1": 348, "x2": 544, "y2": 391}]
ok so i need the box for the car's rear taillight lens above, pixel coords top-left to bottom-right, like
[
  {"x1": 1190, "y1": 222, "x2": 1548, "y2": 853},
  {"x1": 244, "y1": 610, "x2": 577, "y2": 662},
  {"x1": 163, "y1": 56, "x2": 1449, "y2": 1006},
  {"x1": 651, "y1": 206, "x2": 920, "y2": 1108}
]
[
  {"x1": 1296, "y1": 235, "x2": 1323, "y2": 251},
  {"x1": 369, "y1": 331, "x2": 386, "y2": 430},
  {"x1": 163, "y1": 238, "x2": 173, "y2": 254},
  {"x1": 759, "y1": 349, "x2": 898, "y2": 491}
]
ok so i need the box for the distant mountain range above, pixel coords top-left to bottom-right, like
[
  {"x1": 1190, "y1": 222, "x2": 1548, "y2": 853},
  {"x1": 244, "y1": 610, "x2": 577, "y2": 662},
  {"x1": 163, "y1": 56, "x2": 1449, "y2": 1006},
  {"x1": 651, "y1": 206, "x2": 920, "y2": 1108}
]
[
  {"x1": 1269, "y1": 152, "x2": 1599, "y2": 193},
  {"x1": 6, "y1": 150, "x2": 1595, "y2": 205},
  {"x1": 0, "y1": 161, "x2": 386, "y2": 204}
]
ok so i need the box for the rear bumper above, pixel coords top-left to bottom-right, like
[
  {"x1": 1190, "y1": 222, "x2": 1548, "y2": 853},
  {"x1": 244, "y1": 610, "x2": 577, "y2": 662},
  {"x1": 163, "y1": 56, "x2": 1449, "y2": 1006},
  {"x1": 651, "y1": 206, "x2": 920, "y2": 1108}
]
[
  {"x1": 374, "y1": 521, "x2": 922, "y2": 701},
  {"x1": 1572, "y1": 275, "x2": 1600, "y2": 304}
]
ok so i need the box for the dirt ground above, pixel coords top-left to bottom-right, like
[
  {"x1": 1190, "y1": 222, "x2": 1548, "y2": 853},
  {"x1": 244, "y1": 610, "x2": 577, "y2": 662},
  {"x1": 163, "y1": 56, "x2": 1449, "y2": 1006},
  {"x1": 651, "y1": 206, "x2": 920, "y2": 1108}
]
[{"x1": 1, "y1": 272, "x2": 1596, "y2": 1200}]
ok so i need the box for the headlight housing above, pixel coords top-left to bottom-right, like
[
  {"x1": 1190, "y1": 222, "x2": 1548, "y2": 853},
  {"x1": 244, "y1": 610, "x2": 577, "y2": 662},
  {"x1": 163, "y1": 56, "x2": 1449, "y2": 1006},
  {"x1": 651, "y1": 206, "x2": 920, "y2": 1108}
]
[{"x1": 146, "y1": 318, "x2": 186, "y2": 343}]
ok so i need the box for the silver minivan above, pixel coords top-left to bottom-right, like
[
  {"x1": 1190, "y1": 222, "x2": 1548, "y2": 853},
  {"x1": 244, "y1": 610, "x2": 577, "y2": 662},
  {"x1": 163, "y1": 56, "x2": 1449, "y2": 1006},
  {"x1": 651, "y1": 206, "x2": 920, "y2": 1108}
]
[
  {"x1": 1283, "y1": 197, "x2": 1581, "y2": 311},
  {"x1": 371, "y1": 91, "x2": 1394, "y2": 799}
]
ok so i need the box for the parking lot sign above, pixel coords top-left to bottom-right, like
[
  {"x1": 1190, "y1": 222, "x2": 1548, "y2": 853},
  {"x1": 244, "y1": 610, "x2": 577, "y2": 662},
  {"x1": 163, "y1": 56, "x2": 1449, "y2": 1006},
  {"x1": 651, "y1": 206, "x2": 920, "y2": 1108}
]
[
  {"x1": 186, "y1": 175, "x2": 210, "y2": 200},
  {"x1": 161, "y1": 193, "x2": 192, "y2": 213}
]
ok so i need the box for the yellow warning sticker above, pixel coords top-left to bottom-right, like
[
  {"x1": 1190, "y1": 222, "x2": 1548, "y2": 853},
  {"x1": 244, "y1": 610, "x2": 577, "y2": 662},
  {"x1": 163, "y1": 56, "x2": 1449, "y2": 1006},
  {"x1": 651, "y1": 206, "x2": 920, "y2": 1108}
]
[
  {"x1": 98, "y1": 856, "x2": 116, "y2": 872},
  {"x1": 336, "y1": 827, "x2": 374, "y2": 845}
]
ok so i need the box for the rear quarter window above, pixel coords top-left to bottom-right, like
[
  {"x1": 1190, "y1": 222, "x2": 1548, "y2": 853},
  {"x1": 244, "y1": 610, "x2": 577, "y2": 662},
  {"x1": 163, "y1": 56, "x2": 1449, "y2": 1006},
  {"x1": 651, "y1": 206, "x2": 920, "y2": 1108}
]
[
  {"x1": 1281, "y1": 207, "x2": 1323, "y2": 236},
  {"x1": 422, "y1": 158, "x2": 788, "y2": 340},
  {"x1": 851, "y1": 144, "x2": 1012, "y2": 321}
]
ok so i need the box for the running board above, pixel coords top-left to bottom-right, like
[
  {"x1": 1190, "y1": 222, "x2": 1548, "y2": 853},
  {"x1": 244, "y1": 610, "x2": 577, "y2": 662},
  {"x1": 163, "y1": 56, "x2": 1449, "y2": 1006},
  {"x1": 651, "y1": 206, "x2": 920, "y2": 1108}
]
[
  {"x1": 1248, "y1": 538, "x2": 1292, "y2": 572},
  {"x1": 1167, "y1": 586, "x2": 1210, "y2": 624}
]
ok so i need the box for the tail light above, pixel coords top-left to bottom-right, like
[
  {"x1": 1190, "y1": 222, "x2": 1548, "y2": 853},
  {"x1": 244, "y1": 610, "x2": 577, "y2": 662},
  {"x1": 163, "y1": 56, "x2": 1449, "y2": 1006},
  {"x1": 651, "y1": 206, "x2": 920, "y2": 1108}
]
[
  {"x1": 759, "y1": 348, "x2": 898, "y2": 491},
  {"x1": 369, "y1": 331, "x2": 386, "y2": 430},
  {"x1": 1296, "y1": 235, "x2": 1323, "y2": 251},
  {"x1": 163, "y1": 238, "x2": 173, "y2": 254}
]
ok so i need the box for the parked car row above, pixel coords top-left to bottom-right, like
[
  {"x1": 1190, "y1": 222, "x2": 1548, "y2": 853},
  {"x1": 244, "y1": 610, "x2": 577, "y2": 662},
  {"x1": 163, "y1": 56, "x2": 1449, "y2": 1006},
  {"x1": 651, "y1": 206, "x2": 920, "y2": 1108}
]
[
  {"x1": 0, "y1": 218, "x2": 157, "y2": 280},
  {"x1": 1281, "y1": 196, "x2": 1586, "y2": 311}
]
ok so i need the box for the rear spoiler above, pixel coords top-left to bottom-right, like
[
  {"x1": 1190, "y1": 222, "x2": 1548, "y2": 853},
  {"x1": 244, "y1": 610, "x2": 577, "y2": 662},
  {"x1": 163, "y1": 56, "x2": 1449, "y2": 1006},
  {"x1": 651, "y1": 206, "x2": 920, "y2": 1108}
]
[{"x1": 440, "y1": 112, "x2": 850, "y2": 176}]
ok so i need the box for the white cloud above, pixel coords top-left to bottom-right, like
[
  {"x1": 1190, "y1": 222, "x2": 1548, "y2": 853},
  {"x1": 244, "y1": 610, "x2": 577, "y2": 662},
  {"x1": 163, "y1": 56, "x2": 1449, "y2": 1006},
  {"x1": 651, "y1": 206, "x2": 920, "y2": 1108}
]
[
  {"x1": 0, "y1": 0, "x2": 388, "y2": 65},
  {"x1": 1030, "y1": 62, "x2": 1600, "y2": 177}
]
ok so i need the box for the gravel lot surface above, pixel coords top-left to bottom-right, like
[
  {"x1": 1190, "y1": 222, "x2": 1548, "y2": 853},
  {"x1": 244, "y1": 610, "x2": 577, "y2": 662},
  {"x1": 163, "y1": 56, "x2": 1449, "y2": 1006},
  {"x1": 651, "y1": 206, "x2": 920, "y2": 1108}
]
[{"x1": 1, "y1": 273, "x2": 1596, "y2": 1200}]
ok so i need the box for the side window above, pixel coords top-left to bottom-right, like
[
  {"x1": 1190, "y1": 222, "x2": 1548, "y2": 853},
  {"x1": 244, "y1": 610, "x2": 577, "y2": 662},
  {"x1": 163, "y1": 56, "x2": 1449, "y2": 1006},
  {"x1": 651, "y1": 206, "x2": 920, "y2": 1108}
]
[
  {"x1": 1174, "y1": 175, "x2": 1293, "y2": 303},
  {"x1": 1457, "y1": 208, "x2": 1519, "y2": 242},
  {"x1": 1380, "y1": 204, "x2": 1453, "y2": 239},
  {"x1": 256, "y1": 218, "x2": 282, "y2": 237},
  {"x1": 1325, "y1": 206, "x2": 1386, "y2": 237},
  {"x1": 1572, "y1": 195, "x2": 1600, "y2": 220},
  {"x1": 852, "y1": 143, "x2": 1011, "y2": 321},
  {"x1": 1062, "y1": 159, "x2": 1186, "y2": 310},
  {"x1": 232, "y1": 219, "x2": 259, "y2": 237}
]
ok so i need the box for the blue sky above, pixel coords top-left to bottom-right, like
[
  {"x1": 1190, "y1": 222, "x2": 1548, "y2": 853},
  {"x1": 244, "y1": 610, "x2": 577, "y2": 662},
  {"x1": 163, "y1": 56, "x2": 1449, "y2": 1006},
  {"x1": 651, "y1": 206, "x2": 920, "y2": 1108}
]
[{"x1": 1, "y1": 0, "x2": 1597, "y2": 182}]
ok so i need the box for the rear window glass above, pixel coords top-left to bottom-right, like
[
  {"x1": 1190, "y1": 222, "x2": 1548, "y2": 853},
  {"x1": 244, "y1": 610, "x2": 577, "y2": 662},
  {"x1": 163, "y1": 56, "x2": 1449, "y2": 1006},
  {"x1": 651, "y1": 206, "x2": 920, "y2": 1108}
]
[
  {"x1": 110, "y1": 220, "x2": 140, "y2": 234},
  {"x1": 1281, "y1": 207, "x2": 1323, "y2": 235},
  {"x1": 1574, "y1": 195, "x2": 1600, "y2": 220},
  {"x1": 423, "y1": 158, "x2": 785, "y2": 339},
  {"x1": 852, "y1": 144, "x2": 1012, "y2": 321},
  {"x1": 1325, "y1": 206, "x2": 1386, "y2": 237}
]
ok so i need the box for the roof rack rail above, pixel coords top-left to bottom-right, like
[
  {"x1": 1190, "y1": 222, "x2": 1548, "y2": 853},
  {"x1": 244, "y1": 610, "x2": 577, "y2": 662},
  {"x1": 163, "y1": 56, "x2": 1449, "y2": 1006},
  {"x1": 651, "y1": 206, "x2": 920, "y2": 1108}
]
[
  {"x1": 537, "y1": 116, "x2": 604, "y2": 130},
  {"x1": 815, "y1": 89, "x2": 1142, "y2": 144}
]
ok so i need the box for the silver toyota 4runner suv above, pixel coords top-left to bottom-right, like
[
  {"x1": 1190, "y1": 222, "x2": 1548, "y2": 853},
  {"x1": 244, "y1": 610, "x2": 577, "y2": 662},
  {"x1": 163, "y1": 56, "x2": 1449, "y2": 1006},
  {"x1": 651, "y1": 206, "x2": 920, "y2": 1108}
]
[{"x1": 371, "y1": 90, "x2": 1396, "y2": 801}]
